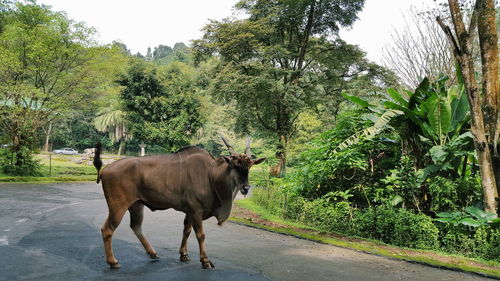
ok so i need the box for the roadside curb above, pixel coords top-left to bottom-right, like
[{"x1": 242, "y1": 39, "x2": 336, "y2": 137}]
[{"x1": 229, "y1": 217, "x2": 500, "y2": 280}]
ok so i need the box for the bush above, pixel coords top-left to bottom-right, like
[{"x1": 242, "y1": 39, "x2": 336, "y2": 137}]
[
  {"x1": 293, "y1": 111, "x2": 400, "y2": 202},
  {"x1": 380, "y1": 156, "x2": 421, "y2": 210},
  {"x1": 353, "y1": 206, "x2": 439, "y2": 249},
  {"x1": 428, "y1": 176, "x2": 482, "y2": 212},
  {"x1": 474, "y1": 225, "x2": 500, "y2": 261},
  {"x1": 251, "y1": 183, "x2": 439, "y2": 250},
  {"x1": 300, "y1": 199, "x2": 352, "y2": 233},
  {"x1": 438, "y1": 223, "x2": 500, "y2": 262},
  {"x1": 250, "y1": 178, "x2": 500, "y2": 260},
  {"x1": 0, "y1": 146, "x2": 41, "y2": 176}
]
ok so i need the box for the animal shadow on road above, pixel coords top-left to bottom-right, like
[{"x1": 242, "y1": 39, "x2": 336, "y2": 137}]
[{"x1": 10, "y1": 220, "x2": 270, "y2": 281}]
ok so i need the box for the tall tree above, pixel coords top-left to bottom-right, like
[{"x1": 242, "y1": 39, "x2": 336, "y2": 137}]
[
  {"x1": 193, "y1": 0, "x2": 396, "y2": 176},
  {"x1": 153, "y1": 44, "x2": 172, "y2": 60},
  {"x1": 119, "y1": 61, "x2": 203, "y2": 151},
  {"x1": 94, "y1": 106, "x2": 128, "y2": 156},
  {"x1": 0, "y1": 2, "x2": 98, "y2": 173},
  {"x1": 437, "y1": 0, "x2": 499, "y2": 215}
]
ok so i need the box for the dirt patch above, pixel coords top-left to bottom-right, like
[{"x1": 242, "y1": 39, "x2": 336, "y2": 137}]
[{"x1": 231, "y1": 205, "x2": 500, "y2": 278}]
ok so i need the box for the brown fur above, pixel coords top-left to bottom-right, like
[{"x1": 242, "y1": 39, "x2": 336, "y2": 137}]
[{"x1": 95, "y1": 144, "x2": 265, "y2": 269}]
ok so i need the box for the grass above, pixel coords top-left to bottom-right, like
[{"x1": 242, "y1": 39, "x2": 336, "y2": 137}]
[
  {"x1": 231, "y1": 198, "x2": 500, "y2": 279},
  {"x1": 0, "y1": 154, "x2": 98, "y2": 183}
]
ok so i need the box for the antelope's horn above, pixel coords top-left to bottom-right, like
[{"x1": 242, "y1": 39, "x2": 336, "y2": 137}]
[{"x1": 220, "y1": 135, "x2": 237, "y2": 155}]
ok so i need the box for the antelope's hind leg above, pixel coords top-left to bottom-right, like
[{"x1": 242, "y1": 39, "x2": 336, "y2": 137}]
[
  {"x1": 129, "y1": 201, "x2": 159, "y2": 259},
  {"x1": 101, "y1": 205, "x2": 128, "y2": 269}
]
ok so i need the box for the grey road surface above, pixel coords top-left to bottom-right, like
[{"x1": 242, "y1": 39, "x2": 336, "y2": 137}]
[{"x1": 0, "y1": 182, "x2": 495, "y2": 281}]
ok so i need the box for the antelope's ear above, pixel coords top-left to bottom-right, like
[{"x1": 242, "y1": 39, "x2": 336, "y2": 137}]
[{"x1": 252, "y1": 158, "x2": 266, "y2": 165}]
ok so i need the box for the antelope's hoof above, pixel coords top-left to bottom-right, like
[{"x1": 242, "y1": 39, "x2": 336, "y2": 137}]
[
  {"x1": 108, "y1": 262, "x2": 121, "y2": 269},
  {"x1": 149, "y1": 253, "x2": 160, "y2": 260},
  {"x1": 201, "y1": 260, "x2": 214, "y2": 269},
  {"x1": 180, "y1": 254, "x2": 191, "y2": 262}
]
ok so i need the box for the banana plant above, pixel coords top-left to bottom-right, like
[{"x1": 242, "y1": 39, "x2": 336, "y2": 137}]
[{"x1": 341, "y1": 76, "x2": 470, "y2": 151}]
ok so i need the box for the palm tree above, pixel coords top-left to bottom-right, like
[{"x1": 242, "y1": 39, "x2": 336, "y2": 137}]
[{"x1": 94, "y1": 107, "x2": 129, "y2": 156}]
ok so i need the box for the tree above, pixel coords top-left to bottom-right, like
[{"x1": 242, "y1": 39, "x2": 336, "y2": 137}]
[
  {"x1": 193, "y1": 0, "x2": 395, "y2": 176},
  {"x1": 0, "y1": 2, "x2": 99, "y2": 173},
  {"x1": 94, "y1": 106, "x2": 128, "y2": 156},
  {"x1": 119, "y1": 61, "x2": 203, "y2": 151},
  {"x1": 41, "y1": 42, "x2": 130, "y2": 154},
  {"x1": 383, "y1": 8, "x2": 455, "y2": 88},
  {"x1": 437, "y1": 0, "x2": 499, "y2": 215},
  {"x1": 153, "y1": 44, "x2": 172, "y2": 60}
]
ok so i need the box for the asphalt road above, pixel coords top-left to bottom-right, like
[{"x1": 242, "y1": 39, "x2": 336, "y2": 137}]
[{"x1": 0, "y1": 182, "x2": 495, "y2": 281}]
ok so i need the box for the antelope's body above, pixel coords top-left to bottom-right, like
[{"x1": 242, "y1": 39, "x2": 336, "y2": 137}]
[{"x1": 95, "y1": 141, "x2": 264, "y2": 269}]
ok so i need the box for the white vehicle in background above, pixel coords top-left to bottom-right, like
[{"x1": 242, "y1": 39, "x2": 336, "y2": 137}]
[{"x1": 53, "y1": 148, "x2": 79, "y2": 155}]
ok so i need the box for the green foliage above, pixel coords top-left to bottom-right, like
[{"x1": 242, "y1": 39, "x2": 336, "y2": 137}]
[
  {"x1": 194, "y1": 0, "x2": 394, "y2": 173},
  {"x1": 0, "y1": 1, "x2": 131, "y2": 171},
  {"x1": 438, "y1": 224, "x2": 500, "y2": 262},
  {"x1": 119, "y1": 61, "x2": 202, "y2": 151},
  {"x1": 50, "y1": 110, "x2": 112, "y2": 152},
  {"x1": 428, "y1": 176, "x2": 482, "y2": 212},
  {"x1": 380, "y1": 156, "x2": 421, "y2": 210},
  {"x1": 473, "y1": 226, "x2": 500, "y2": 261},
  {"x1": 353, "y1": 206, "x2": 439, "y2": 250},
  {"x1": 435, "y1": 207, "x2": 499, "y2": 228},
  {"x1": 292, "y1": 111, "x2": 400, "y2": 201},
  {"x1": 0, "y1": 146, "x2": 40, "y2": 176},
  {"x1": 251, "y1": 184, "x2": 440, "y2": 250},
  {"x1": 343, "y1": 77, "x2": 470, "y2": 172}
]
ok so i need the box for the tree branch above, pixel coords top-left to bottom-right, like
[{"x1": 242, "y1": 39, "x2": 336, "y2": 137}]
[{"x1": 436, "y1": 16, "x2": 462, "y2": 57}]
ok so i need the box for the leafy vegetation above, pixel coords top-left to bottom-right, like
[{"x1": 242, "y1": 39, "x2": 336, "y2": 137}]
[
  {"x1": 248, "y1": 75, "x2": 498, "y2": 262},
  {"x1": 0, "y1": 0, "x2": 499, "y2": 266}
]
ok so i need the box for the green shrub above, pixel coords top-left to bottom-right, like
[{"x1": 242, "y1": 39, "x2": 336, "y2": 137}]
[
  {"x1": 380, "y1": 156, "x2": 422, "y2": 210},
  {"x1": 353, "y1": 206, "x2": 439, "y2": 250},
  {"x1": 428, "y1": 176, "x2": 482, "y2": 212},
  {"x1": 293, "y1": 111, "x2": 400, "y2": 201},
  {"x1": 474, "y1": 226, "x2": 500, "y2": 261},
  {"x1": 428, "y1": 176, "x2": 459, "y2": 212},
  {"x1": 300, "y1": 199, "x2": 352, "y2": 233},
  {"x1": 250, "y1": 178, "x2": 500, "y2": 260},
  {"x1": 438, "y1": 223, "x2": 500, "y2": 262},
  {"x1": 0, "y1": 147, "x2": 41, "y2": 176}
]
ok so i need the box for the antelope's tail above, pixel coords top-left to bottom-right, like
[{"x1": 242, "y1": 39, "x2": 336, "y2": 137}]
[{"x1": 93, "y1": 142, "x2": 103, "y2": 183}]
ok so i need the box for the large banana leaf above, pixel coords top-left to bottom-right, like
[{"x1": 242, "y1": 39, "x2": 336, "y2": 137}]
[
  {"x1": 386, "y1": 88, "x2": 408, "y2": 107},
  {"x1": 409, "y1": 77, "x2": 430, "y2": 110},
  {"x1": 341, "y1": 92, "x2": 372, "y2": 108},
  {"x1": 333, "y1": 109, "x2": 403, "y2": 153},
  {"x1": 425, "y1": 95, "x2": 452, "y2": 143},
  {"x1": 449, "y1": 85, "x2": 469, "y2": 131}
]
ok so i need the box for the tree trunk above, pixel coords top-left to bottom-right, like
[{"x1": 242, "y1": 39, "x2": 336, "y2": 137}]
[
  {"x1": 492, "y1": 152, "x2": 500, "y2": 214},
  {"x1": 117, "y1": 140, "x2": 125, "y2": 157},
  {"x1": 477, "y1": 0, "x2": 500, "y2": 210},
  {"x1": 43, "y1": 122, "x2": 52, "y2": 153},
  {"x1": 477, "y1": 0, "x2": 499, "y2": 142},
  {"x1": 437, "y1": 0, "x2": 499, "y2": 215},
  {"x1": 271, "y1": 135, "x2": 287, "y2": 177}
]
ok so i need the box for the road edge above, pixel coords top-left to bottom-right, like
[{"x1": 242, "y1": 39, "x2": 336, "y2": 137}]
[{"x1": 230, "y1": 200, "x2": 500, "y2": 280}]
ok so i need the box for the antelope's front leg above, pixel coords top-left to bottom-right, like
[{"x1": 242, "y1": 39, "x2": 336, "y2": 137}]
[
  {"x1": 192, "y1": 214, "x2": 214, "y2": 269},
  {"x1": 179, "y1": 214, "x2": 192, "y2": 262}
]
